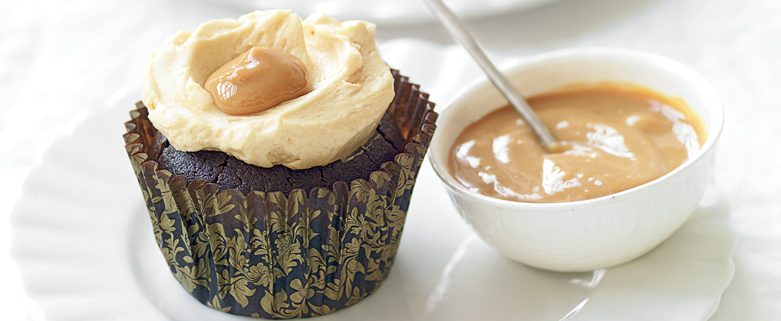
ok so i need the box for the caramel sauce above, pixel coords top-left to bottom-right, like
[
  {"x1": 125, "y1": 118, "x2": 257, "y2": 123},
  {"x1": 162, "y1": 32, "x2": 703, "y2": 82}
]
[{"x1": 450, "y1": 84, "x2": 706, "y2": 203}]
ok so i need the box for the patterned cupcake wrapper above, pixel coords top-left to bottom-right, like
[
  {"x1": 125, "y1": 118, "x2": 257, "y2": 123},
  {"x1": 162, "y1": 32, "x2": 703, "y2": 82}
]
[{"x1": 123, "y1": 70, "x2": 437, "y2": 319}]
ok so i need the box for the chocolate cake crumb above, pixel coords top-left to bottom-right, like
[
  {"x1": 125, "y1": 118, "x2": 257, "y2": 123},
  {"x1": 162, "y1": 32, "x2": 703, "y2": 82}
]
[{"x1": 156, "y1": 114, "x2": 406, "y2": 194}]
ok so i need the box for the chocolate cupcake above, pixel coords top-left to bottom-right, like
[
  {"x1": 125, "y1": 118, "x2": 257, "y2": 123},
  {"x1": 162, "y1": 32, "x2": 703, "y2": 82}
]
[{"x1": 123, "y1": 10, "x2": 436, "y2": 319}]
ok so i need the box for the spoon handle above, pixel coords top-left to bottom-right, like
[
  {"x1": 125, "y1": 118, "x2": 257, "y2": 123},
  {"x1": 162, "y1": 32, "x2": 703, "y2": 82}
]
[{"x1": 423, "y1": 0, "x2": 558, "y2": 150}]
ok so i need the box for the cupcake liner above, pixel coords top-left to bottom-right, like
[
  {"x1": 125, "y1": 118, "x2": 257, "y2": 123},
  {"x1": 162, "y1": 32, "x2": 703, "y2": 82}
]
[{"x1": 123, "y1": 70, "x2": 437, "y2": 319}]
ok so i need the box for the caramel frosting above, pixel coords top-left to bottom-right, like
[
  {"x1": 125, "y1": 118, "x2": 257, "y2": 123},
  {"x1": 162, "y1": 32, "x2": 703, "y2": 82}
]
[{"x1": 142, "y1": 10, "x2": 394, "y2": 169}]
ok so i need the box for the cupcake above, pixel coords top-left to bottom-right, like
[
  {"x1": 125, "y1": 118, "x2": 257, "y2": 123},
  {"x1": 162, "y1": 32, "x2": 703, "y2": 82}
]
[{"x1": 123, "y1": 10, "x2": 437, "y2": 319}]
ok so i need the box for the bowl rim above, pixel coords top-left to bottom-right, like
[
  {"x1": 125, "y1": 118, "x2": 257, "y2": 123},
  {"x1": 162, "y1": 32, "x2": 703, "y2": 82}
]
[{"x1": 429, "y1": 47, "x2": 725, "y2": 210}]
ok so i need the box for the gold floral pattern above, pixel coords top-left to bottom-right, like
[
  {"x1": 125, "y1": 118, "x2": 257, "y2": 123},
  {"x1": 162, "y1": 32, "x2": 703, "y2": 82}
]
[{"x1": 123, "y1": 71, "x2": 437, "y2": 319}]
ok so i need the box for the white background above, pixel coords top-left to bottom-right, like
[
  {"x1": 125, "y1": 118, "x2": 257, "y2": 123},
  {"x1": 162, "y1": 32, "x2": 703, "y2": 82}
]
[{"x1": 1, "y1": 0, "x2": 780, "y2": 319}]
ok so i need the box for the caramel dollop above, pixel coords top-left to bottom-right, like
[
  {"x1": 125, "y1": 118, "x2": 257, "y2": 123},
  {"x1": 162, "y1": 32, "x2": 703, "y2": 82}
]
[{"x1": 205, "y1": 47, "x2": 312, "y2": 115}]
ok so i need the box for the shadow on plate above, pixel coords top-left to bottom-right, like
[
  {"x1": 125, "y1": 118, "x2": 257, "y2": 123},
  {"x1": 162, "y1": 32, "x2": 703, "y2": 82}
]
[{"x1": 396, "y1": 188, "x2": 734, "y2": 321}]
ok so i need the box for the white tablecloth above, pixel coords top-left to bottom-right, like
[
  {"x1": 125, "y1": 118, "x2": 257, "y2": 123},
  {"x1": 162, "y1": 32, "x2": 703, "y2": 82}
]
[{"x1": 1, "y1": 0, "x2": 779, "y2": 319}]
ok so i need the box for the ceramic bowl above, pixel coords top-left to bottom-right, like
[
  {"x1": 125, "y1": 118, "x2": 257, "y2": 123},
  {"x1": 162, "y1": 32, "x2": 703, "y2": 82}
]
[{"x1": 429, "y1": 48, "x2": 724, "y2": 272}]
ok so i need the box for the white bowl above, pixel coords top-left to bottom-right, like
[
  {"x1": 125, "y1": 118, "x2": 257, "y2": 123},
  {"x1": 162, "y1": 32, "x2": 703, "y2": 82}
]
[{"x1": 429, "y1": 48, "x2": 724, "y2": 272}]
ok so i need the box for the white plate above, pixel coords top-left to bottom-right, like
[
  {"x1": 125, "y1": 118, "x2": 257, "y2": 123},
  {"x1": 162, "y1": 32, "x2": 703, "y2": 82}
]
[
  {"x1": 12, "y1": 40, "x2": 736, "y2": 321},
  {"x1": 207, "y1": 0, "x2": 564, "y2": 25}
]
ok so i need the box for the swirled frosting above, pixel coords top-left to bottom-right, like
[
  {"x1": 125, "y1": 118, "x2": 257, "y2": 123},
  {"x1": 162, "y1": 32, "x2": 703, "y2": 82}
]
[{"x1": 142, "y1": 10, "x2": 394, "y2": 169}]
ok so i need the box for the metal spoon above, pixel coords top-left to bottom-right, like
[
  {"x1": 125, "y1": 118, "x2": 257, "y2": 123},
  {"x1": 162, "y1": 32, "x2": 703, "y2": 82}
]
[{"x1": 423, "y1": 0, "x2": 560, "y2": 151}]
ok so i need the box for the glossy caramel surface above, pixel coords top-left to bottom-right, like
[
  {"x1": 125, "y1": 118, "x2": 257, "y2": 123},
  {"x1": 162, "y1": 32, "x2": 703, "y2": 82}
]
[
  {"x1": 205, "y1": 47, "x2": 311, "y2": 115},
  {"x1": 450, "y1": 85, "x2": 706, "y2": 203}
]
